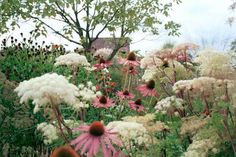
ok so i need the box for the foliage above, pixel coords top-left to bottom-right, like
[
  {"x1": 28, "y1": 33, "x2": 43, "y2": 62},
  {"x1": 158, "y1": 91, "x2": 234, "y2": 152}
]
[
  {"x1": 1, "y1": 40, "x2": 236, "y2": 157},
  {"x1": 0, "y1": 0, "x2": 181, "y2": 58}
]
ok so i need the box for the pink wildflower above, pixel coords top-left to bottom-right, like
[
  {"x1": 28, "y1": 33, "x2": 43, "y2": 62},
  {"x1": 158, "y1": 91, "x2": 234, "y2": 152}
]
[
  {"x1": 137, "y1": 80, "x2": 158, "y2": 96},
  {"x1": 71, "y1": 121, "x2": 123, "y2": 157},
  {"x1": 116, "y1": 90, "x2": 135, "y2": 100},
  {"x1": 94, "y1": 58, "x2": 112, "y2": 70},
  {"x1": 93, "y1": 96, "x2": 114, "y2": 108},
  {"x1": 51, "y1": 145, "x2": 80, "y2": 157},
  {"x1": 128, "y1": 99, "x2": 145, "y2": 112},
  {"x1": 118, "y1": 52, "x2": 140, "y2": 66}
]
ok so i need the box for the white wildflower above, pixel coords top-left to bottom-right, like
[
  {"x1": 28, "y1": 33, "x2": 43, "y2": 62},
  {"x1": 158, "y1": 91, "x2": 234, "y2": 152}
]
[
  {"x1": 72, "y1": 82, "x2": 101, "y2": 110},
  {"x1": 155, "y1": 96, "x2": 185, "y2": 114},
  {"x1": 37, "y1": 122, "x2": 58, "y2": 144},
  {"x1": 184, "y1": 131, "x2": 219, "y2": 157},
  {"x1": 87, "y1": 81, "x2": 93, "y2": 87},
  {"x1": 14, "y1": 73, "x2": 79, "y2": 113},
  {"x1": 93, "y1": 48, "x2": 113, "y2": 60},
  {"x1": 173, "y1": 77, "x2": 216, "y2": 94},
  {"x1": 180, "y1": 116, "x2": 208, "y2": 135},
  {"x1": 142, "y1": 68, "x2": 158, "y2": 81},
  {"x1": 194, "y1": 49, "x2": 236, "y2": 79},
  {"x1": 140, "y1": 54, "x2": 163, "y2": 69},
  {"x1": 122, "y1": 114, "x2": 156, "y2": 124},
  {"x1": 107, "y1": 121, "x2": 152, "y2": 149},
  {"x1": 54, "y1": 53, "x2": 90, "y2": 67},
  {"x1": 37, "y1": 120, "x2": 80, "y2": 144}
]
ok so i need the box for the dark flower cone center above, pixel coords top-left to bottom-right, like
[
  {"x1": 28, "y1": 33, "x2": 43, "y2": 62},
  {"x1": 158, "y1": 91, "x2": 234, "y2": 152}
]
[
  {"x1": 162, "y1": 61, "x2": 169, "y2": 68},
  {"x1": 127, "y1": 52, "x2": 136, "y2": 61},
  {"x1": 51, "y1": 146, "x2": 80, "y2": 157},
  {"x1": 99, "y1": 58, "x2": 106, "y2": 64},
  {"x1": 129, "y1": 66, "x2": 134, "y2": 71},
  {"x1": 89, "y1": 121, "x2": 105, "y2": 136},
  {"x1": 99, "y1": 96, "x2": 107, "y2": 104},
  {"x1": 135, "y1": 99, "x2": 142, "y2": 105},
  {"x1": 146, "y1": 80, "x2": 155, "y2": 89},
  {"x1": 123, "y1": 90, "x2": 130, "y2": 95}
]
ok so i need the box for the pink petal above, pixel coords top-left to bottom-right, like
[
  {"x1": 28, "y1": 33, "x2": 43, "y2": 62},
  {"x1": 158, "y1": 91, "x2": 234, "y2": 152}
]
[
  {"x1": 71, "y1": 133, "x2": 89, "y2": 145},
  {"x1": 73, "y1": 134, "x2": 90, "y2": 151},
  {"x1": 81, "y1": 136, "x2": 93, "y2": 154},
  {"x1": 73, "y1": 125, "x2": 90, "y2": 131},
  {"x1": 101, "y1": 139, "x2": 109, "y2": 157},
  {"x1": 108, "y1": 134, "x2": 123, "y2": 147},
  {"x1": 92, "y1": 137, "x2": 100, "y2": 156}
]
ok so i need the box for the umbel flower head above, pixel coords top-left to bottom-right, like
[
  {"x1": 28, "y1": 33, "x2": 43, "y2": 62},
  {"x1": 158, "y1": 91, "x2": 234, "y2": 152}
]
[
  {"x1": 194, "y1": 49, "x2": 236, "y2": 80},
  {"x1": 137, "y1": 80, "x2": 158, "y2": 96},
  {"x1": 93, "y1": 48, "x2": 113, "y2": 60},
  {"x1": 107, "y1": 121, "x2": 152, "y2": 149},
  {"x1": 37, "y1": 122, "x2": 58, "y2": 144},
  {"x1": 71, "y1": 121, "x2": 123, "y2": 157},
  {"x1": 14, "y1": 73, "x2": 79, "y2": 113},
  {"x1": 51, "y1": 145, "x2": 80, "y2": 157},
  {"x1": 54, "y1": 53, "x2": 90, "y2": 67}
]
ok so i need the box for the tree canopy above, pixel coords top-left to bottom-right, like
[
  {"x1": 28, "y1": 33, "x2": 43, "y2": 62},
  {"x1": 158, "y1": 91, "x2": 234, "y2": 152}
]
[{"x1": 0, "y1": 0, "x2": 181, "y2": 57}]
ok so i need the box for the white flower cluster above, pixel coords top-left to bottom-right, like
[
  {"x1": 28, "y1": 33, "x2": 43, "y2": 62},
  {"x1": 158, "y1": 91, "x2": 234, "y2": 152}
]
[
  {"x1": 194, "y1": 49, "x2": 235, "y2": 80},
  {"x1": 180, "y1": 116, "x2": 208, "y2": 136},
  {"x1": 54, "y1": 53, "x2": 90, "y2": 67},
  {"x1": 107, "y1": 121, "x2": 152, "y2": 149},
  {"x1": 93, "y1": 48, "x2": 113, "y2": 60},
  {"x1": 37, "y1": 119, "x2": 80, "y2": 145},
  {"x1": 160, "y1": 60, "x2": 193, "y2": 81},
  {"x1": 141, "y1": 46, "x2": 194, "y2": 82},
  {"x1": 140, "y1": 54, "x2": 163, "y2": 69},
  {"x1": 72, "y1": 82, "x2": 102, "y2": 110},
  {"x1": 184, "y1": 138, "x2": 218, "y2": 157},
  {"x1": 142, "y1": 67, "x2": 158, "y2": 81},
  {"x1": 183, "y1": 130, "x2": 219, "y2": 157},
  {"x1": 14, "y1": 73, "x2": 79, "y2": 113},
  {"x1": 37, "y1": 122, "x2": 58, "y2": 144},
  {"x1": 173, "y1": 77, "x2": 216, "y2": 94},
  {"x1": 122, "y1": 114, "x2": 156, "y2": 124},
  {"x1": 155, "y1": 96, "x2": 185, "y2": 114},
  {"x1": 122, "y1": 114, "x2": 169, "y2": 134}
]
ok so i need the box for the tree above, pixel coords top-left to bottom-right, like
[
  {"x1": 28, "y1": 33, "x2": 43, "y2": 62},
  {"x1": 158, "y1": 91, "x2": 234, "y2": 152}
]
[
  {"x1": 230, "y1": 39, "x2": 236, "y2": 52},
  {"x1": 0, "y1": 0, "x2": 181, "y2": 59},
  {"x1": 228, "y1": 1, "x2": 236, "y2": 25}
]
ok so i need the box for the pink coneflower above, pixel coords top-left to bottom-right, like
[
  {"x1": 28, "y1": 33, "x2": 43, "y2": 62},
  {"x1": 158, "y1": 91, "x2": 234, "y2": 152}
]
[
  {"x1": 176, "y1": 54, "x2": 190, "y2": 62},
  {"x1": 51, "y1": 145, "x2": 80, "y2": 157},
  {"x1": 118, "y1": 52, "x2": 140, "y2": 66},
  {"x1": 116, "y1": 90, "x2": 135, "y2": 100},
  {"x1": 122, "y1": 66, "x2": 138, "y2": 75},
  {"x1": 94, "y1": 58, "x2": 112, "y2": 70},
  {"x1": 93, "y1": 95, "x2": 114, "y2": 108},
  {"x1": 128, "y1": 99, "x2": 145, "y2": 112},
  {"x1": 137, "y1": 80, "x2": 158, "y2": 96},
  {"x1": 71, "y1": 121, "x2": 123, "y2": 157}
]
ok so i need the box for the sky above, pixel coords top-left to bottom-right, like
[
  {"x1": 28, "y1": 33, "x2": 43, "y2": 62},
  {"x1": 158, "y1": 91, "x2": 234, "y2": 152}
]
[
  {"x1": 131, "y1": 0, "x2": 236, "y2": 53},
  {"x1": 1, "y1": 0, "x2": 236, "y2": 53}
]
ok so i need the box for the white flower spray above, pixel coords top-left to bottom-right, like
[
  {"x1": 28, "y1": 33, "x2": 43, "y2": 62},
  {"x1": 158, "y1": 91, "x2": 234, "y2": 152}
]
[{"x1": 15, "y1": 73, "x2": 79, "y2": 143}]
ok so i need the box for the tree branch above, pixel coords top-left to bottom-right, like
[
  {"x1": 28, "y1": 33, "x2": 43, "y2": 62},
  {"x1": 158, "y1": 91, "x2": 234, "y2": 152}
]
[
  {"x1": 30, "y1": 16, "x2": 81, "y2": 45},
  {"x1": 91, "y1": 9, "x2": 119, "y2": 43}
]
